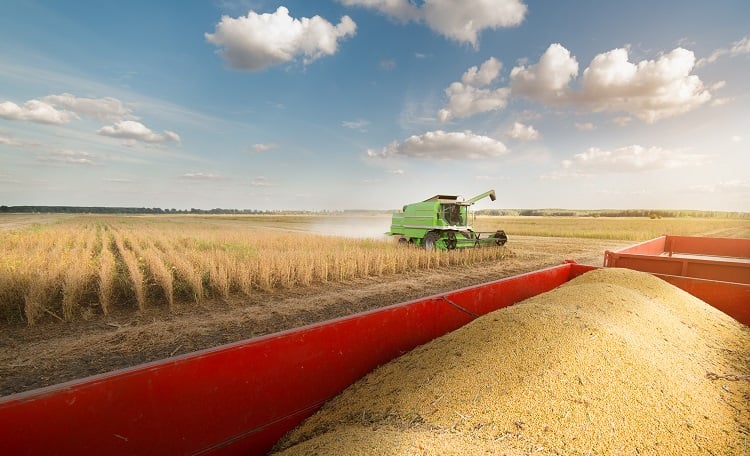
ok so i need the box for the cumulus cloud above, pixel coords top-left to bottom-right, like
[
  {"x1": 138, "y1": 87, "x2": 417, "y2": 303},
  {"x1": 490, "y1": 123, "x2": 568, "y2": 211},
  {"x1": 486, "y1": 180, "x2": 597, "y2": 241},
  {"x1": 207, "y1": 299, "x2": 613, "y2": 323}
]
[
  {"x1": 575, "y1": 122, "x2": 595, "y2": 131},
  {"x1": 438, "y1": 57, "x2": 510, "y2": 123},
  {"x1": 562, "y1": 145, "x2": 709, "y2": 173},
  {"x1": 578, "y1": 47, "x2": 710, "y2": 123},
  {"x1": 205, "y1": 6, "x2": 357, "y2": 71},
  {"x1": 340, "y1": 0, "x2": 526, "y2": 48},
  {"x1": 0, "y1": 99, "x2": 77, "y2": 124},
  {"x1": 506, "y1": 122, "x2": 540, "y2": 141},
  {"x1": 421, "y1": 0, "x2": 526, "y2": 47},
  {"x1": 697, "y1": 36, "x2": 750, "y2": 67},
  {"x1": 42, "y1": 93, "x2": 133, "y2": 122},
  {"x1": 510, "y1": 43, "x2": 579, "y2": 102},
  {"x1": 507, "y1": 44, "x2": 711, "y2": 123},
  {"x1": 461, "y1": 57, "x2": 503, "y2": 86},
  {"x1": 98, "y1": 120, "x2": 181, "y2": 143},
  {"x1": 366, "y1": 130, "x2": 508, "y2": 160},
  {"x1": 0, "y1": 94, "x2": 135, "y2": 125},
  {"x1": 437, "y1": 43, "x2": 713, "y2": 124}
]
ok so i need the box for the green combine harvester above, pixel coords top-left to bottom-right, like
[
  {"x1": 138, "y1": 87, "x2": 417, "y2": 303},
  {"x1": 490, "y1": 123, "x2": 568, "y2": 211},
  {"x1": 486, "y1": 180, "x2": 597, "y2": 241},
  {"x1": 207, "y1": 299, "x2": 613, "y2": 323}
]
[{"x1": 387, "y1": 189, "x2": 508, "y2": 250}]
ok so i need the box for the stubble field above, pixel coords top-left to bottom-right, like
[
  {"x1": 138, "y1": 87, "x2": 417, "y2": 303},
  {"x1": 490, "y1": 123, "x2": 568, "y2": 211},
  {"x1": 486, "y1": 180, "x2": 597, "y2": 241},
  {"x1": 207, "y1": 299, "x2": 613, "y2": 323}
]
[{"x1": 0, "y1": 213, "x2": 748, "y2": 396}]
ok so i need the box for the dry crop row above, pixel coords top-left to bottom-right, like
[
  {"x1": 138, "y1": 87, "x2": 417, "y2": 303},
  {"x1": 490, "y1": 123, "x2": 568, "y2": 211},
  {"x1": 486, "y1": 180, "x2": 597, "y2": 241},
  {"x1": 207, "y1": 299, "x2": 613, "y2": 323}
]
[{"x1": 0, "y1": 219, "x2": 509, "y2": 325}]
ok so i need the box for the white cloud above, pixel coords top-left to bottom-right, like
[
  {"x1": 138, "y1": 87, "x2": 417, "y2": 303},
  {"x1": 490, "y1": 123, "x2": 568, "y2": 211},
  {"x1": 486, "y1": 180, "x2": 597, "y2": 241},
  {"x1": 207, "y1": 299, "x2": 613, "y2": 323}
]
[
  {"x1": 252, "y1": 143, "x2": 279, "y2": 152},
  {"x1": 367, "y1": 130, "x2": 508, "y2": 160},
  {"x1": 575, "y1": 122, "x2": 595, "y2": 131},
  {"x1": 539, "y1": 170, "x2": 588, "y2": 180},
  {"x1": 0, "y1": 99, "x2": 77, "y2": 124},
  {"x1": 0, "y1": 135, "x2": 33, "y2": 147},
  {"x1": 340, "y1": 0, "x2": 526, "y2": 48},
  {"x1": 612, "y1": 116, "x2": 632, "y2": 126},
  {"x1": 506, "y1": 122, "x2": 539, "y2": 141},
  {"x1": 731, "y1": 135, "x2": 742, "y2": 143},
  {"x1": 379, "y1": 59, "x2": 396, "y2": 70},
  {"x1": 697, "y1": 36, "x2": 750, "y2": 67},
  {"x1": 462, "y1": 57, "x2": 502, "y2": 86},
  {"x1": 562, "y1": 145, "x2": 709, "y2": 173},
  {"x1": 438, "y1": 57, "x2": 509, "y2": 123},
  {"x1": 422, "y1": 0, "x2": 526, "y2": 48},
  {"x1": 339, "y1": 0, "x2": 421, "y2": 22},
  {"x1": 37, "y1": 149, "x2": 96, "y2": 165},
  {"x1": 387, "y1": 169, "x2": 404, "y2": 175},
  {"x1": 180, "y1": 172, "x2": 223, "y2": 180},
  {"x1": 97, "y1": 120, "x2": 181, "y2": 143},
  {"x1": 690, "y1": 180, "x2": 750, "y2": 193},
  {"x1": 510, "y1": 43, "x2": 579, "y2": 102},
  {"x1": 342, "y1": 119, "x2": 370, "y2": 131},
  {"x1": 506, "y1": 44, "x2": 711, "y2": 123},
  {"x1": 0, "y1": 172, "x2": 20, "y2": 183},
  {"x1": 579, "y1": 47, "x2": 710, "y2": 123},
  {"x1": 205, "y1": 6, "x2": 357, "y2": 71},
  {"x1": 438, "y1": 84, "x2": 510, "y2": 123},
  {"x1": 0, "y1": 94, "x2": 135, "y2": 125},
  {"x1": 250, "y1": 176, "x2": 273, "y2": 186},
  {"x1": 42, "y1": 93, "x2": 133, "y2": 122}
]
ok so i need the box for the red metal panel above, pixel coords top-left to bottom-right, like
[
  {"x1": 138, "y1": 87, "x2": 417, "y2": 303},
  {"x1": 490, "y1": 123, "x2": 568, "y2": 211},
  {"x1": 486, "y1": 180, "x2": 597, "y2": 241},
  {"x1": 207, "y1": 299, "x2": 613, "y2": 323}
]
[
  {"x1": 604, "y1": 252, "x2": 750, "y2": 284},
  {"x1": 605, "y1": 236, "x2": 667, "y2": 263},
  {"x1": 605, "y1": 235, "x2": 750, "y2": 285},
  {"x1": 653, "y1": 274, "x2": 750, "y2": 326},
  {"x1": 665, "y1": 235, "x2": 750, "y2": 258},
  {"x1": 0, "y1": 263, "x2": 581, "y2": 456}
]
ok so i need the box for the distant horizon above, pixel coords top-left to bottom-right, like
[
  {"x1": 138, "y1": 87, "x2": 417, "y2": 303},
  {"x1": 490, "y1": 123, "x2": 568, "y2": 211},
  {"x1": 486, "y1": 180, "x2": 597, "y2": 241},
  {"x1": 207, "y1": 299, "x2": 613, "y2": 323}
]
[
  {"x1": 1, "y1": 204, "x2": 747, "y2": 217},
  {"x1": 1, "y1": 1, "x2": 748, "y2": 211}
]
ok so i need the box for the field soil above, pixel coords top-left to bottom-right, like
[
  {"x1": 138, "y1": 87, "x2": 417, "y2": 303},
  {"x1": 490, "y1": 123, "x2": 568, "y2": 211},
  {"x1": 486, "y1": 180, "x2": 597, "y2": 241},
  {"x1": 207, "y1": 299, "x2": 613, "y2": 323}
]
[{"x1": 0, "y1": 236, "x2": 628, "y2": 396}]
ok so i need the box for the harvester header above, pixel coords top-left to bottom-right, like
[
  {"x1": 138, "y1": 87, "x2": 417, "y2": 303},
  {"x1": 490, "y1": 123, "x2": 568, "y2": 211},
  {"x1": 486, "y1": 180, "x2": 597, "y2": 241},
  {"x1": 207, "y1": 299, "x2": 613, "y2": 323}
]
[{"x1": 387, "y1": 189, "x2": 507, "y2": 250}]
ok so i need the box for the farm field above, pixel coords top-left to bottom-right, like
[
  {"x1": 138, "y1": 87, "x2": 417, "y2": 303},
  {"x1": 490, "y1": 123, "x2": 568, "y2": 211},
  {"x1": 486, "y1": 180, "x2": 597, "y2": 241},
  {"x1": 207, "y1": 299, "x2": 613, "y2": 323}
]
[{"x1": 0, "y1": 213, "x2": 748, "y2": 396}]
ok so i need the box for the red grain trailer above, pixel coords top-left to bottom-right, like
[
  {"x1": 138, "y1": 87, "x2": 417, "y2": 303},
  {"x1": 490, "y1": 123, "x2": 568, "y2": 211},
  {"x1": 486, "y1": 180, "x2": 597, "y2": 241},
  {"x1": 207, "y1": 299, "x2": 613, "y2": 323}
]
[{"x1": 0, "y1": 239, "x2": 747, "y2": 455}]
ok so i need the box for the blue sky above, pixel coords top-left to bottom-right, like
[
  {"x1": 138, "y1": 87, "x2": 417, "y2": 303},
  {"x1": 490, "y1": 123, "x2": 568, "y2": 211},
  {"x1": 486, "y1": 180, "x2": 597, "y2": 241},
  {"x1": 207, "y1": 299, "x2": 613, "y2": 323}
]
[{"x1": 0, "y1": 0, "x2": 748, "y2": 211}]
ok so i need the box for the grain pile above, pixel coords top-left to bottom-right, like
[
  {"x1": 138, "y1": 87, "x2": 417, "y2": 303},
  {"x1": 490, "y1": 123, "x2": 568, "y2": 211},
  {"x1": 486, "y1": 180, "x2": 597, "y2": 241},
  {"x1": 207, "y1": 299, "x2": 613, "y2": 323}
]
[{"x1": 273, "y1": 268, "x2": 750, "y2": 455}]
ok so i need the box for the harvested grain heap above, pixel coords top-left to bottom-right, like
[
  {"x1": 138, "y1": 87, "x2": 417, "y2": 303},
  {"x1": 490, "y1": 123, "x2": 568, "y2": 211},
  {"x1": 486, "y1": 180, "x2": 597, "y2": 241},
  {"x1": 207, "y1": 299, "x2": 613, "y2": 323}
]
[{"x1": 273, "y1": 268, "x2": 750, "y2": 455}]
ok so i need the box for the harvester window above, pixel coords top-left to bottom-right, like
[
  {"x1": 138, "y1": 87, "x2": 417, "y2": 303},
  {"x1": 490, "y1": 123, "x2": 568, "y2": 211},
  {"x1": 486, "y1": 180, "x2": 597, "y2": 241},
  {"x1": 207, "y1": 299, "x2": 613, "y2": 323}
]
[{"x1": 443, "y1": 204, "x2": 463, "y2": 226}]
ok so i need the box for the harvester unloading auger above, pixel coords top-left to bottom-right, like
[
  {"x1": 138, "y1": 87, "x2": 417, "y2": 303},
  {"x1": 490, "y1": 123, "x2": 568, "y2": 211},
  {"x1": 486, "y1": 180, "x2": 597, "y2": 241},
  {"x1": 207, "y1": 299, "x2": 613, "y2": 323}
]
[{"x1": 387, "y1": 189, "x2": 508, "y2": 250}]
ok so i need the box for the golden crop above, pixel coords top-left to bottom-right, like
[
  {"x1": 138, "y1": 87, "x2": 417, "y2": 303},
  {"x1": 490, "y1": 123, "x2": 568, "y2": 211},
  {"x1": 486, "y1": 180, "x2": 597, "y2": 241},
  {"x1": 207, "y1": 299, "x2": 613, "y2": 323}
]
[{"x1": 0, "y1": 216, "x2": 508, "y2": 326}]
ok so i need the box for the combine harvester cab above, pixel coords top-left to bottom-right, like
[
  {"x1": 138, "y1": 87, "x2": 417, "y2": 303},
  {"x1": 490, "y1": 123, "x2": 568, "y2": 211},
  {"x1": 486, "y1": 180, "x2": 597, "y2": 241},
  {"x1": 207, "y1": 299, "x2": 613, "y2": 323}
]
[{"x1": 388, "y1": 189, "x2": 507, "y2": 250}]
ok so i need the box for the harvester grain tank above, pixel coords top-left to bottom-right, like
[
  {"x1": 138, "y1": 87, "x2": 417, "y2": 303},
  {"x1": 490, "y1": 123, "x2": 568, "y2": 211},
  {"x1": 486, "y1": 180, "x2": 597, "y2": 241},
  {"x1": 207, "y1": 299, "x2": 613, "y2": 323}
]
[{"x1": 388, "y1": 189, "x2": 507, "y2": 249}]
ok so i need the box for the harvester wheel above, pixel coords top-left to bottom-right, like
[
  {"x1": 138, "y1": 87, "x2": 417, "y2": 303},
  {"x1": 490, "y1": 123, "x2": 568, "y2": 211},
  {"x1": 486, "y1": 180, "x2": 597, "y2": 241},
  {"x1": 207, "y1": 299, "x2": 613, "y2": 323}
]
[
  {"x1": 398, "y1": 237, "x2": 409, "y2": 245},
  {"x1": 423, "y1": 231, "x2": 441, "y2": 250}
]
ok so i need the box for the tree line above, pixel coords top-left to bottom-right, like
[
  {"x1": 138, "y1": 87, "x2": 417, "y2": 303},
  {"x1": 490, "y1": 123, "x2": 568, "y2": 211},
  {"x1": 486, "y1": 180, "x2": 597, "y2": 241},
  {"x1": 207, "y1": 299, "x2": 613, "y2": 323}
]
[
  {"x1": 0, "y1": 205, "x2": 746, "y2": 219},
  {"x1": 476, "y1": 208, "x2": 749, "y2": 219}
]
